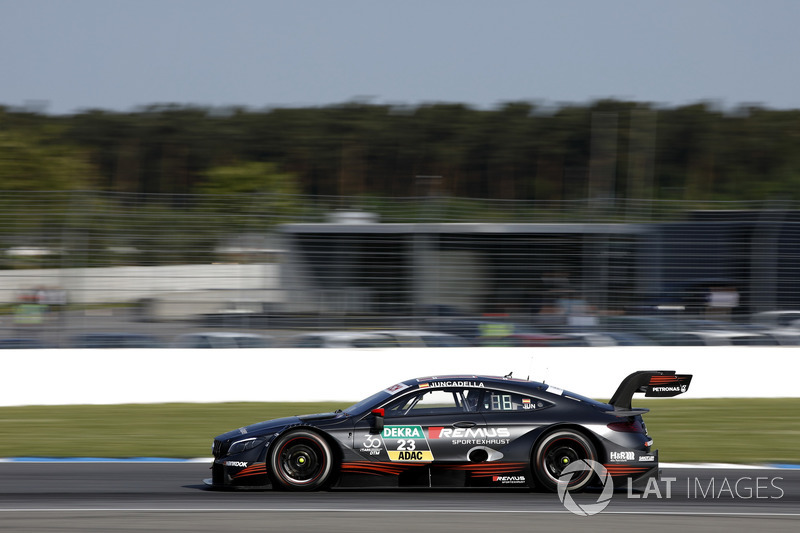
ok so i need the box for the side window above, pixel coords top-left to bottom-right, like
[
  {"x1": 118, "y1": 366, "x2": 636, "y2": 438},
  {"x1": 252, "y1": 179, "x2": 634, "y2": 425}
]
[
  {"x1": 480, "y1": 390, "x2": 552, "y2": 412},
  {"x1": 384, "y1": 389, "x2": 473, "y2": 416}
]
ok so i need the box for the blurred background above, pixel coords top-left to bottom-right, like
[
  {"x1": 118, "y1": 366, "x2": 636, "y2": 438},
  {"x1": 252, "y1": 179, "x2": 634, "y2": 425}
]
[
  {"x1": 1, "y1": 8, "x2": 799, "y2": 530},
  {"x1": 2, "y1": 101, "x2": 800, "y2": 349}
]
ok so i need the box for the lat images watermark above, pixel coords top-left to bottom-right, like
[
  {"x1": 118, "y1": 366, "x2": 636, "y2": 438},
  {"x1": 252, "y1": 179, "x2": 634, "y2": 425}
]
[
  {"x1": 626, "y1": 475, "x2": 785, "y2": 501},
  {"x1": 556, "y1": 460, "x2": 613, "y2": 516},
  {"x1": 557, "y1": 461, "x2": 785, "y2": 517}
]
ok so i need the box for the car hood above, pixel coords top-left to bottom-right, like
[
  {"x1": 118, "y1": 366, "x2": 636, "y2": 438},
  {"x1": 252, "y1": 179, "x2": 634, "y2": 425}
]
[
  {"x1": 215, "y1": 412, "x2": 344, "y2": 441},
  {"x1": 297, "y1": 411, "x2": 341, "y2": 422}
]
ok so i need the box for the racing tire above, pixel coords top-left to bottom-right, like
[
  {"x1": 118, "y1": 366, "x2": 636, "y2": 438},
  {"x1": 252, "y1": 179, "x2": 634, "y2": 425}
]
[
  {"x1": 269, "y1": 430, "x2": 334, "y2": 491},
  {"x1": 532, "y1": 429, "x2": 597, "y2": 493}
]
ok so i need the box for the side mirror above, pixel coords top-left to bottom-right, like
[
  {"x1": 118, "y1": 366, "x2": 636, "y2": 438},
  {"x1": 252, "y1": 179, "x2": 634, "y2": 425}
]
[{"x1": 370, "y1": 408, "x2": 384, "y2": 434}]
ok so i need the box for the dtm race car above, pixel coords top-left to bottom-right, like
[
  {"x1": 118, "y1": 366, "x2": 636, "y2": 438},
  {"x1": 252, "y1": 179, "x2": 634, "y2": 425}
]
[{"x1": 205, "y1": 370, "x2": 691, "y2": 492}]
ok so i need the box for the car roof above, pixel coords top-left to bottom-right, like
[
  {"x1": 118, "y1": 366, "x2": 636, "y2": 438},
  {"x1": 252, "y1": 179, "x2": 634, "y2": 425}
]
[{"x1": 400, "y1": 374, "x2": 548, "y2": 391}]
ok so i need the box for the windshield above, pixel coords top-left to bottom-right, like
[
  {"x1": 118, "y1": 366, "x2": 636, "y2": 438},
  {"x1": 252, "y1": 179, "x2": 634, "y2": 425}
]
[{"x1": 343, "y1": 389, "x2": 393, "y2": 415}]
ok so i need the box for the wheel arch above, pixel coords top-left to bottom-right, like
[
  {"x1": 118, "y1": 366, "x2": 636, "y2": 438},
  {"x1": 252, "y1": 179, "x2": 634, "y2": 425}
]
[
  {"x1": 529, "y1": 423, "x2": 604, "y2": 461},
  {"x1": 269, "y1": 425, "x2": 343, "y2": 484},
  {"x1": 528, "y1": 423, "x2": 605, "y2": 492}
]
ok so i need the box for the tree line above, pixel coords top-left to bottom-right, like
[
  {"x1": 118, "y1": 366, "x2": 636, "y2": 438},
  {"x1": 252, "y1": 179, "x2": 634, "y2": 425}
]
[{"x1": 1, "y1": 100, "x2": 799, "y2": 202}]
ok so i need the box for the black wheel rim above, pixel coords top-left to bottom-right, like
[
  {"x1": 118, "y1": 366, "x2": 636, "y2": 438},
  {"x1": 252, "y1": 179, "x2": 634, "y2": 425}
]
[
  {"x1": 542, "y1": 439, "x2": 590, "y2": 485},
  {"x1": 278, "y1": 438, "x2": 325, "y2": 484}
]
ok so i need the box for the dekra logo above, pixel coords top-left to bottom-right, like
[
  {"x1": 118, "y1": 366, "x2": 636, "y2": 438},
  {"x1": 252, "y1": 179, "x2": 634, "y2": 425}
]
[{"x1": 382, "y1": 426, "x2": 423, "y2": 438}]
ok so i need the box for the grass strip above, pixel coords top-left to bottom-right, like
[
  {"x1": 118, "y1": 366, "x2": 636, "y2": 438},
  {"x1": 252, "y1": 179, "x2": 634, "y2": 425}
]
[{"x1": 0, "y1": 399, "x2": 797, "y2": 464}]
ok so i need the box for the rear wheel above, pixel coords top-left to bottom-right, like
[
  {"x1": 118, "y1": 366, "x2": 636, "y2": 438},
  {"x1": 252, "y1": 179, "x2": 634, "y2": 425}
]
[
  {"x1": 269, "y1": 430, "x2": 333, "y2": 491},
  {"x1": 533, "y1": 429, "x2": 597, "y2": 492}
]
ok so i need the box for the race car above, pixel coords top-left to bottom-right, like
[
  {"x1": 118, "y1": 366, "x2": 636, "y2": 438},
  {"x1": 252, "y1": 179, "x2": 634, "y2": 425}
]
[{"x1": 205, "y1": 370, "x2": 691, "y2": 492}]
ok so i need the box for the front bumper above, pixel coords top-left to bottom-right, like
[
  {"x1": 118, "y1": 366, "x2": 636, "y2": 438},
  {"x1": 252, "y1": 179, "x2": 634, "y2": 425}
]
[
  {"x1": 207, "y1": 434, "x2": 276, "y2": 489},
  {"x1": 206, "y1": 459, "x2": 271, "y2": 489}
]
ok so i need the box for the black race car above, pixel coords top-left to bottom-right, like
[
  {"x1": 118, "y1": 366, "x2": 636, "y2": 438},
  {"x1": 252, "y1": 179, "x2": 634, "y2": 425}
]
[{"x1": 205, "y1": 370, "x2": 692, "y2": 492}]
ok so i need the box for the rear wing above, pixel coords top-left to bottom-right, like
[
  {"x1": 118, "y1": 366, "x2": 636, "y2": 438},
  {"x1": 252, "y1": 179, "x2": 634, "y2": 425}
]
[{"x1": 609, "y1": 370, "x2": 693, "y2": 410}]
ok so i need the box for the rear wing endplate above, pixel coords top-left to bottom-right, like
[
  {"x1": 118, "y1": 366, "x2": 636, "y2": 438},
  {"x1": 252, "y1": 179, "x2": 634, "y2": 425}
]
[{"x1": 609, "y1": 370, "x2": 693, "y2": 410}]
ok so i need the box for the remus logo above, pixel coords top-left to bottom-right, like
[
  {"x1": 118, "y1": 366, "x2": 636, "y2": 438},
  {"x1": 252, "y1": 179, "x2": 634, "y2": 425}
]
[{"x1": 428, "y1": 427, "x2": 510, "y2": 439}]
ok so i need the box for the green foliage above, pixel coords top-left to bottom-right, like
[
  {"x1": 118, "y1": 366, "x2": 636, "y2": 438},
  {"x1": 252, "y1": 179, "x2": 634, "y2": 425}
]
[
  {"x1": 3, "y1": 100, "x2": 800, "y2": 267},
  {"x1": 195, "y1": 161, "x2": 303, "y2": 229},
  {"x1": 0, "y1": 402, "x2": 345, "y2": 458},
  {"x1": 0, "y1": 399, "x2": 797, "y2": 463},
  {"x1": 640, "y1": 398, "x2": 800, "y2": 464},
  {"x1": 197, "y1": 161, "x2": 299, "y2": 195},
  {"x1": 0, "y1": 126, "x2": 94, "y2": 191},
  {"x1": 3, "y1": 100, "x2": 800, "y2": 202}
]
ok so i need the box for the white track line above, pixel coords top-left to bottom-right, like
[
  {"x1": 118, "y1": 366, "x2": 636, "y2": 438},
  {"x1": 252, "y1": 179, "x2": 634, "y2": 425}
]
[
  {"x1": 0, "y1": 508, "x2": 797, "y2": 517},
  {"x1": 660, "y1": 463, "x2": 782, "y2": 470}
]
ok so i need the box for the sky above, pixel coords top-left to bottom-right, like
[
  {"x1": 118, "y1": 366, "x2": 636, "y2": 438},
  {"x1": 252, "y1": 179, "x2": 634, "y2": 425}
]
[{"x1": 2, "y1": 0, "x2": 800, "y2": 115}]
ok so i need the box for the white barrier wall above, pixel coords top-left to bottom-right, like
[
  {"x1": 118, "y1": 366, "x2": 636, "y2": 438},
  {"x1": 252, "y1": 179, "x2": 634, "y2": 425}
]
[
  {"x1": 0, "y1": 263, "x2": 278, "y2": 305},
  {"x1": 3, "y1": 346, "x2": 798, "y2": 407}
]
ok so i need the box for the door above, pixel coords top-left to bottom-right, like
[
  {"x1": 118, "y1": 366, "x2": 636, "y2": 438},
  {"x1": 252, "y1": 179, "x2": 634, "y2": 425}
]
[{"x1": 351, "y1": 387, "x2": 486, "y2": 486}]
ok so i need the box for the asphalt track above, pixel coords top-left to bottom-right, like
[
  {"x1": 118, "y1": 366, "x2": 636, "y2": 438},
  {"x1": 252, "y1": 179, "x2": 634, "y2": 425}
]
[{"x1": 0, "y1": 462, "x2": 798, "y2": 532}]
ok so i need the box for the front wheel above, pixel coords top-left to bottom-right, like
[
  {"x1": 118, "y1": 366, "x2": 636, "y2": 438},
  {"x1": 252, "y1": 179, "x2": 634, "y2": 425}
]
[
  {"x1": 269, "y1": 430, "x2": 334, "y2": 491},
  {"x1": 532, "y1": 429, "x2": 597, "y2": 492}
]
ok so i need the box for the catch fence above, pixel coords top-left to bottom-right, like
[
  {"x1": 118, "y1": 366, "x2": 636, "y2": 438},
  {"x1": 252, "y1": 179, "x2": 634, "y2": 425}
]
[{"x1": 1, "y1": 191, "x2": 798, "y2": 346}]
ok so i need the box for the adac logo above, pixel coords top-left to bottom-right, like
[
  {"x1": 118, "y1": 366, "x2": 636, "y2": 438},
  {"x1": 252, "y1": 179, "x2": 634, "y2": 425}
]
[{"x1": 557, "y1": 460, "x2": 613, "y2": 516}]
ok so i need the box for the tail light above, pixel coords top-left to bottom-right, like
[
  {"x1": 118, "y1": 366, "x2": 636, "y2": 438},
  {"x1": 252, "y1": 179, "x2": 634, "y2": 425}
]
[{"x1": 607, "y1": 419, "x2": 644, "y2": 433}]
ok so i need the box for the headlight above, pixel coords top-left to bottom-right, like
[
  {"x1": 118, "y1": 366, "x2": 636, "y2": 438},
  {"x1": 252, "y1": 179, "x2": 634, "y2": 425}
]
[{"x1": 227, "y1": 436, "x2": 268, "y2": 455}]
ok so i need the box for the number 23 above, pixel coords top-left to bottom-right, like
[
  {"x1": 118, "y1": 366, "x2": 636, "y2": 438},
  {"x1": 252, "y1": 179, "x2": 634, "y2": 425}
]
[{"x1": 397, "y1": 439, "x2": 416, "y2": 451}]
